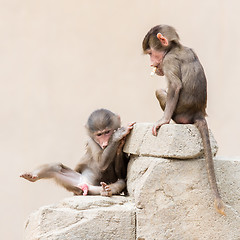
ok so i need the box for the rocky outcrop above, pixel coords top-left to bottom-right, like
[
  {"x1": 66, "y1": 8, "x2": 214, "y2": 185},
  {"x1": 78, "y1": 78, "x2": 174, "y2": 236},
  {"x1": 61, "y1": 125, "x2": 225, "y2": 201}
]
[
  {"x1": 123, "y1": 123, "x2": 218, "y2": 159},
  {"x1": 24, "y1": 196, "x2": 135, "y2": 240},
  {"x1": 127, "y1": 156, "x2": 240, "y2": 240},
  {"x1": 24, "y1": 123, "x2": 240, "y2": 240}
]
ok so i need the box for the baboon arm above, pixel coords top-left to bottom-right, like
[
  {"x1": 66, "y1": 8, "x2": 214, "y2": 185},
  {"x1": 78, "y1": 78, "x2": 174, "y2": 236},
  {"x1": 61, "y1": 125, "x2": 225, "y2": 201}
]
[
  {"x1": 99, "y1": 141, "x2": 119, "y2": 171},
  {"x1": 163, "y1": 60, "x2": 182, "y2": 121}
]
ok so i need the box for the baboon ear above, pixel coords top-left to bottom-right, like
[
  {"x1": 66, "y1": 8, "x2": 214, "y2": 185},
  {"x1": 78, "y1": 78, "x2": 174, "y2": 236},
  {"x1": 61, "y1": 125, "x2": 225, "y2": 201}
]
[{"x1": 157, "y1": 33, "x2": 168, "y2": 47}]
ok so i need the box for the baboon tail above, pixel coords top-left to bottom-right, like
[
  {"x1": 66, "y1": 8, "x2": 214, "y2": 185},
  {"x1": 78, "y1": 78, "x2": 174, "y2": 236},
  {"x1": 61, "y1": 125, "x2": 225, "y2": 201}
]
[
  {"x1": 195, "y1": 117, "x2": 225, "y2": 216},
  {"x1": 215, "y1": 197, "x2": 226, "y2": 216}
]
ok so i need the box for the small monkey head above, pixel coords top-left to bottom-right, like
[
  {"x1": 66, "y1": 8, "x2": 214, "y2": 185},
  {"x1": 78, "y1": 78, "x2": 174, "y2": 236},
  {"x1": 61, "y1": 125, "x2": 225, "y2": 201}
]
[
  {"x1": 143, "y1": 25, "x2": 180, "y2": 76},
  {"x1": 142, "y1": 24, "x2": 180, "y2": 52},
  {"x1": 86, "y1": 109, "x2": 121, "y2": 149}
]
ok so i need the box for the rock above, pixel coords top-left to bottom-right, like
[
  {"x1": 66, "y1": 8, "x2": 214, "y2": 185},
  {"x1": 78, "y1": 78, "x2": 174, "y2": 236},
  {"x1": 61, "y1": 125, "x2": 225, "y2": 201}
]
[
  {"x1": 127, "y1": 156, "x2": 240, "y2": 240},
  {"x1": 24, "y1": 123, "x2": 240, "y2": 240},
  {"x1": 24, "y1": 196, "x2": 135, "y2": 240},
  {"x1": 123, "y1": 123, "x2": 218, "y2": 159}
]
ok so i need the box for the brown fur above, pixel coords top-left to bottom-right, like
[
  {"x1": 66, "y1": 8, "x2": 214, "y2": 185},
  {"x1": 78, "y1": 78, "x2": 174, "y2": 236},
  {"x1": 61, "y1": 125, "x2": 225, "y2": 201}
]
[
  {"x1": 143, "y1": 25, "x2": 225, "y2": 215},
  {"x1": 20, "y1": 109, "x2": 134, "y2": 196}
]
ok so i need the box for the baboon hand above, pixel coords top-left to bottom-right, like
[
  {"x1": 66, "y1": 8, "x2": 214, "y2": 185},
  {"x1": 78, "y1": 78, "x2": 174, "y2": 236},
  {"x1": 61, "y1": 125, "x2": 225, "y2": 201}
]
[
  {"x1": 113, "y1": 122, "x2": 136, "y2": 141},
  {"x1": 152, "y1": 118, "x2": 169, "y2": 136}
]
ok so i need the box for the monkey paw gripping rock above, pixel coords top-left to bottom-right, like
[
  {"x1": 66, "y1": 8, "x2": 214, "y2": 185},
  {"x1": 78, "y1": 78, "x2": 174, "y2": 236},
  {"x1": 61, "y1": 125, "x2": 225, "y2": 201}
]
[{"x1": 24, "y1": 123, "x2": 240, "y2": 240}]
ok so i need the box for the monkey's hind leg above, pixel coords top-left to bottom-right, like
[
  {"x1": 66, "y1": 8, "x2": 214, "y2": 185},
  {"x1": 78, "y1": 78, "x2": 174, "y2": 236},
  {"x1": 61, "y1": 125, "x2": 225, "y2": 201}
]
[
  {"x1": 20, "y1": 172, "x2": 39, "y2": 182},
  {"x1": 155, "y1": 89, "x2": 167, "y2": 111},
  {"x1": 85, "y1": 181, "x2": 124, "y2": 197},
  {"x1": 20, "y1": 163, "x2": 60, "y2": 182},
  {"x1": 101, "y1": 179, "x2": 126, "y2": 197},
  {"x1": 20, "y1": 163, "x2": 86, "y2": 195},
  {"x1": 100, "y1": 182, "x2": 113, "y2": 197}
]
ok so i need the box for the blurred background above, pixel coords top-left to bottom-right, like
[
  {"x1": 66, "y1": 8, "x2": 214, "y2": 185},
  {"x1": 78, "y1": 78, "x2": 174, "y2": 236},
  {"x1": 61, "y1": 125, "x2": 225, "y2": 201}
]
[{"x1": 1, "y1": 0, "x2": 240, "y2": 239}]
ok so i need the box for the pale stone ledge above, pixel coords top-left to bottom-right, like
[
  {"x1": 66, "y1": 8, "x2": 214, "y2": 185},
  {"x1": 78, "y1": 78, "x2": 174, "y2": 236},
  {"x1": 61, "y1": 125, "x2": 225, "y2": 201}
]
[
  {"x1": 24, "y1": 196, "x2": 135, "y2": 240},
  {"x1": 123, "y1": 123, "x2": 218, "y2": 159}
]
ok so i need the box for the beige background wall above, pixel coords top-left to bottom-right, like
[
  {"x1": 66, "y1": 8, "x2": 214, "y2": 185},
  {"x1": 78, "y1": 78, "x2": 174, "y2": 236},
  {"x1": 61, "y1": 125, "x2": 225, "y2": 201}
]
[{"x1": 1, "y1": 1, "x2": 240, "y2": 239}]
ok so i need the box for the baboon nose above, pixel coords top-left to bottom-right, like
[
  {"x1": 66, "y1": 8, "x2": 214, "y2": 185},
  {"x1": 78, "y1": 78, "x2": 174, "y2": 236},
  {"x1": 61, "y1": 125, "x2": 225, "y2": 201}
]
[{"x1": 101, "y1": 142, "x2": 108, "y2": 149}]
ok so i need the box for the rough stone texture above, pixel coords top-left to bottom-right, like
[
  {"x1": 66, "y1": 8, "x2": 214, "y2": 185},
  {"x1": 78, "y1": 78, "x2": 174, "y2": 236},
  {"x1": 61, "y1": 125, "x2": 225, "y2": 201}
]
[
  {"x1": 24, "y1": 196, "x2": 135, "y2": 240},
  {"x1": 127, "y1": 156, "x2": 240, "y2": 240},
  {"x1": 24, "y1": 124, "x2": 240, "y2": 240},
  {"x1": 123, "y1": 123, "x2": 218, "y2": 159}
]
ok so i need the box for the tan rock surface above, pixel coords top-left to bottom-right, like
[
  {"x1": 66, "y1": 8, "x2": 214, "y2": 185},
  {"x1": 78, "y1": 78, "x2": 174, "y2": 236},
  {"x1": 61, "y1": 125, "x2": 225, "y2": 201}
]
[
  {"x1": 127, "y1": 156, "x2": 240, "y2": 240},
  {"x1": 124, "y1": 123, "x2": 218, "y2": 159},
  {"x1": 24, "y1": 124, "x2": 240, "y2": 240},
  {"x1": 24, "y1": 196, "x2": 135, "y2": 240}
]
